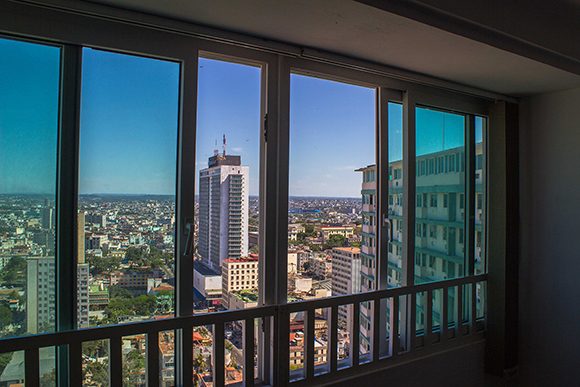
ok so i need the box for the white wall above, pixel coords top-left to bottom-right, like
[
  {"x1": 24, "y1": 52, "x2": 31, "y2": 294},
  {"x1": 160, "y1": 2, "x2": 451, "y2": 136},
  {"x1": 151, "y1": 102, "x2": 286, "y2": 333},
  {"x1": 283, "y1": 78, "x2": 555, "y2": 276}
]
[{"x1": 519, "y1": 87, "x2": 580, "y2": 385}]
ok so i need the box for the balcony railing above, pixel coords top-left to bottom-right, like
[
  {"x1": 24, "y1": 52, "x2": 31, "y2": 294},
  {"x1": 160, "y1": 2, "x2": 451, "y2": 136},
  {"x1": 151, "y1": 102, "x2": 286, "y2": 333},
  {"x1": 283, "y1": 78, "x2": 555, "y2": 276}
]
[{"x1": 0, "y1": 274, "x2": 486, "y2": 386}]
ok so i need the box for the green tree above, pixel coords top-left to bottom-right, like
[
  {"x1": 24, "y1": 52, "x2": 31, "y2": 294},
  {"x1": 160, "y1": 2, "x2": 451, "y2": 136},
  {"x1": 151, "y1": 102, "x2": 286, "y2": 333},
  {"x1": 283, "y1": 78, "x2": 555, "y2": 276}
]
[
  {"x1": 323, "y1": 234, "x2": 346, "y2": 250},
  {"x1": 0, "y1": 256, "x2": 26, "y2": 286},
  {"x1": 88, "y1": 254, "x2": 122, "y2": 275},
  {"x1": 0, "y1": 303, "x2": 13, "y2": 326},
  {"x1": 123, "y1": 349, "x2": 146, "y2": 386}
]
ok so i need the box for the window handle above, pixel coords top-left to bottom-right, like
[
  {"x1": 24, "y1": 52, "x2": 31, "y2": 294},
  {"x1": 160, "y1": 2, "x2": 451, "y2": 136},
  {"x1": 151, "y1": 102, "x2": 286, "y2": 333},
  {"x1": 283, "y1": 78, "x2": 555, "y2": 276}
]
[
  {"x1": 184, "y1": 219, "x2": 194, "y2": 257},
  {"x1": 383, "y1": 214, "x2": 393, "y2": 243}
]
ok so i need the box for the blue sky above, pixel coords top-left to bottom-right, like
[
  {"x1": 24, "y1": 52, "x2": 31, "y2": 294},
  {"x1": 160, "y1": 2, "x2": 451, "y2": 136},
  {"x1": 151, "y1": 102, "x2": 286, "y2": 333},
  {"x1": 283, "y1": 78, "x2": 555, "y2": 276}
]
[
  {"x1": 79, "y1": 48, "x2": 179, "y2": 195},
  {"x1": 1, "y1": 38, "x2": 480, "y2": 197},
  {"x1": 0, "y1": 38, "x2": 60, "y2": 194}
]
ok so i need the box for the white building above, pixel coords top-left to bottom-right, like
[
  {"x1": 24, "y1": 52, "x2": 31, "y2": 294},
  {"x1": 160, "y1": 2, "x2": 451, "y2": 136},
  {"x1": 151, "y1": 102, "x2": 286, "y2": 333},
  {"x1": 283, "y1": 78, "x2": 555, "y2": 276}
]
[
  {"x1": 331, "y1": 247, "x2": 361, "y2": 331},
  {"x1": 26, "y1": 257, "x2": 89, "y2": 332},
  {"x1": 198, "y1": 149, "x2": 249, "y2": 273}
]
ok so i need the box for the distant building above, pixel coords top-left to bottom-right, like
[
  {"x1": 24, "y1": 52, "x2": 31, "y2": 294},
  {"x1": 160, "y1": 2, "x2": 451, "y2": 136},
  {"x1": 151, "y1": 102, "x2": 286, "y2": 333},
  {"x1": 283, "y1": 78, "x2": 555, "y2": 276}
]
[
  {"x1": 26, "y1": 257, "x2": 90, "y2": 332},
  {"x1": 288, "y1": 224, "x2": 305, "y2": 241},
  {"x1": 221, "y1": 255, "x2": 258, "y2": 309},
  {"x1": 193, "y1": 261, "x2": 222, "y2": 306},
  {"x1": 320, "y1": 226, "x2": 355, "y2": 242},
  {"x1": 198, "y1": 143, "x2": 249, "y2": 273},
  {"x1": 331, "y1": 247, "x2": 362, "y2": 329}
]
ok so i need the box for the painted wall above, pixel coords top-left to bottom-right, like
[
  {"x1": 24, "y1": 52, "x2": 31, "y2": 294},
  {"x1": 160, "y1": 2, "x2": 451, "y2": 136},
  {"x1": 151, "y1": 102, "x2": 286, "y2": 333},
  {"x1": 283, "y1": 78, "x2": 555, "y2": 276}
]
[{"x1": 519, "y1": 87, "x2": 580, "y2": 385}]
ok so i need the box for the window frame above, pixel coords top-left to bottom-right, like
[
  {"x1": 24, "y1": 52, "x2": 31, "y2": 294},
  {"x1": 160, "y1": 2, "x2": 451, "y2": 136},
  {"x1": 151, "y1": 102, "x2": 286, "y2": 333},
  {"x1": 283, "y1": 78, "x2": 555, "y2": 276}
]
[{"x1": 0, "y1": 2, "x2": 494, "y2": 385}]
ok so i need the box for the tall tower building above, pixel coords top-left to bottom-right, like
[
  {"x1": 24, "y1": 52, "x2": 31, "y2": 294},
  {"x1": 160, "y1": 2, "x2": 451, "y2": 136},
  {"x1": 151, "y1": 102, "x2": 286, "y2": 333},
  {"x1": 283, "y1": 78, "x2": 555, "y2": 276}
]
[
  {"x1": 77, "y1": 211, "x2": 89, "y2": 327},
  {"x1": 198, "y1": 141, "x2": 249, "y2": 273}
]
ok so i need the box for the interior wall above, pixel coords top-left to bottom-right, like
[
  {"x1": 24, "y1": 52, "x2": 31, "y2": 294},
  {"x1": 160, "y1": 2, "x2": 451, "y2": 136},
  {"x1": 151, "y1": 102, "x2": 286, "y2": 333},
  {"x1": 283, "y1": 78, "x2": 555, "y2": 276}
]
[
  {"x1": 329, "y1": 341, "x2": 488, "y2": 387},
  {"x1": 519, "y1": 87, "x2": 580, "y2": 385}
]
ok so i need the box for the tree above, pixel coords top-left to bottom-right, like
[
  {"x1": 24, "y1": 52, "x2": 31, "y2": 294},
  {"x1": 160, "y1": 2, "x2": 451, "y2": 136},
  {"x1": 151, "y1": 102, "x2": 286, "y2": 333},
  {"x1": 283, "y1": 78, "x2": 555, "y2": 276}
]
[
  {"x1": 323, "y1": 234, "x2": 346, "y2": 250},
  {"x1": 87, "y1": 255, "x2": 121, "y2": 275},
  {"x1": 193, "y1": 352, "x2": 207, "y2": 384},
  {"x1": 109, "y1": 285, "x2": 131, "y2": 299},
  {"x1": 123, "y1": 349, "x2": 146, "y2": 386},
  {"x1": 0, "y1": 256, "x2": 26, "y2": 286},
  {"x1": 0, "y1": 303, "x2": 13, "y2": 326}
]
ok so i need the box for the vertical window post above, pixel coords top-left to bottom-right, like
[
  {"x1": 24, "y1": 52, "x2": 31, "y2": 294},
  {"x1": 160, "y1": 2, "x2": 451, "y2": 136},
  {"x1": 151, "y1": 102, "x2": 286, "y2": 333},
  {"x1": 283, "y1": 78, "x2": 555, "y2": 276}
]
[
  {"x1": 175, "y1": 56, "x2": 198, "y2": 387},
  {"x1": 401, "y1": 91, "x2": 416, "y2": 352},
  {"x1": 56, "y1": 44, "x2": 82, "y2": 386}
]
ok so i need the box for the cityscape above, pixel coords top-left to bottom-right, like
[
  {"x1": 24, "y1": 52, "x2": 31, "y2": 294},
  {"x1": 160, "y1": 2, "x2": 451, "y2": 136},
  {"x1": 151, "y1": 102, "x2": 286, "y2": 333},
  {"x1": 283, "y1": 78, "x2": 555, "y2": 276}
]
[{"x1": 0, "y1": 137, "x2": 484, "y2": 386}]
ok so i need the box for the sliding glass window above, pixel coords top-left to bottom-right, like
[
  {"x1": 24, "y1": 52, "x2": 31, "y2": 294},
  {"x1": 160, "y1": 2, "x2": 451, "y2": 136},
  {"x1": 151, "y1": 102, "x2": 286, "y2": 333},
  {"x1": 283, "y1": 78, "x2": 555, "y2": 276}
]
[
  {"x1": 78, "y1": 48, "x2": 180, "y2": 328},
  {"x1": 194, "y1": 55, "x2": 263, "y2": 385},
  {"x1": 0, "y1": 36, "x2": 61, "y2": 384}
]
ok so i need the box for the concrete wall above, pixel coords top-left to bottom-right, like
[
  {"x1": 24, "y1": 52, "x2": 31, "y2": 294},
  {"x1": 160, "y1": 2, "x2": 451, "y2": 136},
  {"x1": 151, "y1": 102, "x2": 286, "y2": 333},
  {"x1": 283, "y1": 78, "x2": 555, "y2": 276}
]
[{"x1": 519, "y1": 87, "x2": 580, "y2": 386}]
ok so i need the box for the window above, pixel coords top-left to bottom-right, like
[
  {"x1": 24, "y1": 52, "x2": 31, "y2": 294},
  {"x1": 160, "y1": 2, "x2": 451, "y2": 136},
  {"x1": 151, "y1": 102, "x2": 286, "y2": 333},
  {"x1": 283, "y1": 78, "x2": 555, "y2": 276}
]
[
  {"x1": 78, "y1": 48, "x2": 180, "y2": 329},
  {"x1": 289, "y1": 73, "x2": 375, "y2": 374},
  {"x1": 0, "y1": 38, "x2": 60, "y2": 338},
  {"x1": 0, "y1": 13, "x2": 491, "y2": 386},
  {"x1": 430, "y1": 194, "x2": 438, "y2": 208},
  {"x1": 416, "y1": 107, "x2": 465, "y2": 285}
]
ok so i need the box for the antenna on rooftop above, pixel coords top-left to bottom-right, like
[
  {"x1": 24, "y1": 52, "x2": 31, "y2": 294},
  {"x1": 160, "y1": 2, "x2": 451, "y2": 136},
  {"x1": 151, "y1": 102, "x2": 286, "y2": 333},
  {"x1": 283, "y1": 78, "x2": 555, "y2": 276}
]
[
  {"x1": 213, "y1": 139, "x2": 219, "y2": 157},
  {"x1": 223, "y1": 134, "x2": 227, "y2": 157}
]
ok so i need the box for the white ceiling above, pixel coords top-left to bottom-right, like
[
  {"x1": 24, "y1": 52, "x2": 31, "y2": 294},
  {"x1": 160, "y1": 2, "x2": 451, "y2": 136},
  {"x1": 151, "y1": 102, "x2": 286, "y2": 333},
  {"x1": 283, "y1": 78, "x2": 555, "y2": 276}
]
[{"x1": 88, "y1": 0, "x2": 580, "y2": 97}]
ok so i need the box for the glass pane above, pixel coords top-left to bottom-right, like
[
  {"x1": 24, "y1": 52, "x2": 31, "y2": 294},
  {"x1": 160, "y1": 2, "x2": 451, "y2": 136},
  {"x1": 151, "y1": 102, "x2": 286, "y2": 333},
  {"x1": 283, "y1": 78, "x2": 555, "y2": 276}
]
[
  {"x1": 387, "y1": 102, "x2": 403, "y2": 288},
  {"x1": 194, "y1": 57, "x2": 261, "y2": 313},
  {"x1": 78, "y1": 48, "x2": 180, "y2": 328},
  {"x1": 475, "y1": 117, "x2": 486, "y2": 274},
  {"x1": 0, "y1": 37, "x2": 60, "y2": 343},
  {"x1": 415, "y1": 107, "x2": 465, "y2": 284}
]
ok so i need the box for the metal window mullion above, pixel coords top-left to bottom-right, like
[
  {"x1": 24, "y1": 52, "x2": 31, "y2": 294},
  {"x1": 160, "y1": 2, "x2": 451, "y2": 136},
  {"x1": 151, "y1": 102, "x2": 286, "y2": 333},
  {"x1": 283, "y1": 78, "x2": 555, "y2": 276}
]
[
  {"x1": 175, "y1": 55, "x2": 198, "y2": 387},
  {"x1": 56, "y1": 44, "x2": 82, "y2": 387},
  {"x1": 375, "y1": 87, "x2": 392, "y2": 361},
  {"x1": 465, "y1": 115, "x2": 476, "y2": 276},
  {"x1": 401, "y1": 91, "x2": 416, "y2": 353},
  {"x1": 376, "y1": 88, "x2": 389, "y2": 291},
  {"x1": 269, "y1": 56, "x2": 290, "y2": 387}
]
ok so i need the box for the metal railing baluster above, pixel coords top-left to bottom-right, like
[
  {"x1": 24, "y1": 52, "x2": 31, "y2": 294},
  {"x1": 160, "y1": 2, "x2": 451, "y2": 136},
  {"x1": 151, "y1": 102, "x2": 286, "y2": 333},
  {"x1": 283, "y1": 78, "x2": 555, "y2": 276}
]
[
  {"x1": 425, "y1": 290, "x2": 433, "y2": 347},
  {"x1": 214, "y1": 322, "x2": 225, "y2": 387},
  {"x1": 147, "y1": 331, "x2": 160, "y2": 386},
  {"x1": 24, "y1": 347, "x2": 39, "y2": 386},
  {"x1": 305, "y1": 309, "x2": 315, "y2": 380},
  {"x1": 457, "y1": 285, "x2": 464, "y2": 337},
  {"x1": 109, "y1": 336, "x2": 122, "y2": 385},
  {"x1": 69, "y1": 342, "x2": 82, "y2": 386},
  {"x1": 372, "y1": 297, "x2": 381, "y2": 362},
  {"x1": 390, "y1": 296, "x2": 400, "y2": 357},
  {"x1": 471, "y1": 282, "x2": 478, "y2": 335},
  {"x1": 441, "y1": 286, "x2": 449, "y2": 343},
  {"x1": 244, "y1": 318, "x2": 255, "y2": 387},
  {"x1": 329, "y1": 305, "x2": 338, "y2": 372},
  {"x1": 351, "y1": 302, "x2": 360, "y2": 367}
]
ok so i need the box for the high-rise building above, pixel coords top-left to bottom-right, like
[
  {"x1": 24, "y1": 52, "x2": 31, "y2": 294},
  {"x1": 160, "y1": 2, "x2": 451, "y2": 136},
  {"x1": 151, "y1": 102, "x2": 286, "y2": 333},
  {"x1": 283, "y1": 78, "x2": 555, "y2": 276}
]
[
  {"x1": 77, "y1": 211, "x2": 89, "y2": 327},
  {"x1": 198, "y1": 145, "x2": 249, "y2": 273},
  {"x1": 41, "y1": 207, "x2": 54, "y2": 230},
  {"x1": 26, "y1": 257, "x2": 55, "y2": 334},
  {"x1": 331, "y1": 247, "x2": 361, "y2": 329},
  {"x1": 26, "y1": 257, "x2": 91, "y2": 331},
  {"x1": 357, "y1": 143, "x2": 484, "y2": 352}
]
